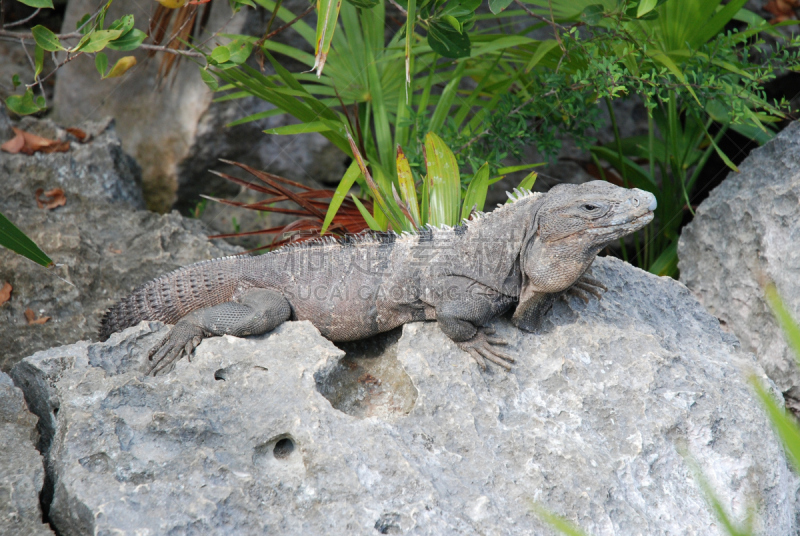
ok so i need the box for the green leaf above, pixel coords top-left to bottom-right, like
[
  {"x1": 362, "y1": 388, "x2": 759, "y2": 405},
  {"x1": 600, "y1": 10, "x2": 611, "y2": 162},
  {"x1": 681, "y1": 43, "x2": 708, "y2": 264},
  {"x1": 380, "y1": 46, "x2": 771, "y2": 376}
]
[
  {"x1": 18, "y1": 0, "x2": 54, "y2": 8},
  {"x1": 108, "y1": 15, "x2": 134, "y2": 35},
  {"x1": 351, "y1": 194, "x2": 382, "y2": 231},
  {"x1": 424, "y1": 132, "x2": 461, "y2": 226},
  {"x1": 636, "y1": 0, "x2": 657, "y2": 17},
  {"x1": 5, "y1": 89, "x2": 46, "y2": 116},
  {"x1": 264, "y1": 121, "x2": 333, "y2": 135},
  {"x1": 76, "y1": 13, "x2": 91, "y2": 33},
  {"x1": 227, "y1": 39, "x2": 254, "y2": 64},
  {"x1": 34, "y1": 45, "x2": 44, "y2": 79},
  {"x1": 530, "y1": 503, "x2": 588, "y2": 536},
  {"x1": 461, "y1": 162, "x2": 489, "y2": 220},
  {"x1": 488, "y1": 0, "x2": 513, "y2": 14},
  {"x1": 321, "y1": 161, "x2": 362, "y2": 234},
  {"x1": 104, "y1": 56, "x2": 137, "y2": 78},
  {"x1": 210, "y1": 45, "x2": 232, "y2": 64},
  {"x1": 11, "y1": 74, "x2": 21, "y2": 89},
  {"x1": 106, "y1": 28, "x2": 147, "y2": 51},
  {"x1": 524, "y1": 39, "x2": 560, "y2": 73},
  {"x1": 313, "y1": 0, "x2": 344, "y2": 76},
  {"x1": 516, "y1": 170, "x2": 538, "y2": 191},
  {"x1": 427, "y1": 19, "x2": 470, "y2": 58},
  {"x1": 95, "y1": 52, "x2": 109, "y2": 77},
  {"x1": 442, "y1": 14, "x2": 462, "y2": 32},
  {"x1": 752, "y1": 378, "x2": 800, "y2": 474},
  {"x1": 346, "y1": 0, "x2": 379, "y2": 8},
  {"x1": 200, "y1": 68, "x2": 219, "y2": 91},
  {"x1": 396, "y1": 146, "x2": 421, "y2": 226},
  {"x1": 72, "y1": 29, "x2": 124, "y2": 54},
  {"x1": 0, "y1": 211, "x2": 53, "y2": 268},
  {"x1": 764, "y1": 284, "x2": 800, "y2": 360},
  {"x1": 581, "y1": 4, "x2": 605, "y2": 25},
  {"x1": 497, "y1": 163, "x2": 545, "y2": 174},
  {"x1": 429, "y1": 61, "x2": 466, "y2": 133},
  {"x1": 648, "y1": 240, "x2": 678, "y2": 278},
  {"x1": 31, "y1": 25, "x2": 63, "y2": 52}
]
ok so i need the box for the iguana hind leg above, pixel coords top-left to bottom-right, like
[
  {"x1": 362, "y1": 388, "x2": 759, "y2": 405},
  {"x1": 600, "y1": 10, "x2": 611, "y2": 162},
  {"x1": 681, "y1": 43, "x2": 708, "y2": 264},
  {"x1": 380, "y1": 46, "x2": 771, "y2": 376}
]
[{"x1": 148, "y1": 288, "x2": 291, "y2": 376}]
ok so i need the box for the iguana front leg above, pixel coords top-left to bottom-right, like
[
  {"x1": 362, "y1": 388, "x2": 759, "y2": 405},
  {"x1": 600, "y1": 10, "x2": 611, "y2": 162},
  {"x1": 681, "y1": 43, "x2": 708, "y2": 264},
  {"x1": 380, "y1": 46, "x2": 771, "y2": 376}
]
[
  {"x1": 435, "y1": 282, "x2": 516, "y2": 371},
  {"x1": 513, "y1": 270, "x2": 607, "y2": 331},
  {"x1": 147, "y1": 288, "x2": 291, "y2": 375},
  {"x1": 566, "y1": 270, "x2": 607, "y2": 303}
]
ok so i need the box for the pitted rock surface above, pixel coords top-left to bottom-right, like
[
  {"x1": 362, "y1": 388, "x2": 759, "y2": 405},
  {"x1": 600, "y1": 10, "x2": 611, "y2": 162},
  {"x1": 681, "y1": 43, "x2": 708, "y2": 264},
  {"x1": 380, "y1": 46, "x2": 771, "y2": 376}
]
[
  {"x1": 679, "y1": 121, "x2": 800, "y2": 396},
  {"x1": 11, "y1": 257, "x2": 798, "y2": 535}
]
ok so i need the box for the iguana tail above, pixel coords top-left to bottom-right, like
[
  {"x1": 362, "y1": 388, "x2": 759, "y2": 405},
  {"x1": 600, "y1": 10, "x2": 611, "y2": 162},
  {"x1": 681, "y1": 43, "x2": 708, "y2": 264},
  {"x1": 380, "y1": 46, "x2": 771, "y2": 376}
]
[{"x1": 99, "y1": 256, "x2": 245, "y2": 340}]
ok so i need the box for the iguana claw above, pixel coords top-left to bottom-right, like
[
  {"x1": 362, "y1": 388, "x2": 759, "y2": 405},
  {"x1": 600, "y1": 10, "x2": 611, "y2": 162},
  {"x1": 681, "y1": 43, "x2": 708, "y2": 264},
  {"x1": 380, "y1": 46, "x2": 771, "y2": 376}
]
[
  {"x1": 566, "y1": 271, "x2": 607, "y2": 303},
  {"x1": 147, "y1": 320, "x2": 205, "y2": 376},
  {"x1": 457, "y1": 327, "x2": 515, "y2": 371}
]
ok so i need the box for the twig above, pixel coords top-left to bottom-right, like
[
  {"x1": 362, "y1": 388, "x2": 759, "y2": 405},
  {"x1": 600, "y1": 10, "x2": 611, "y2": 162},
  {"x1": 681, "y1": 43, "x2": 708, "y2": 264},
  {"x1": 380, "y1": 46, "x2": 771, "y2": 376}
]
[
  {"x1": 0, "y1": 29, "x2": 82, "y2": 42},
  {"x1": 138, "y1": 43, "x2": 204, "y2": 57},
  {"x1": 254, "y1": 4, "x2": 314, "y2": 50},
  {"x1": 388, "y1": 0, "x2": 407, "y2": 16},
  {"x1": 514, "y1": 0, "x2": 566, "y2": 54},
  {"x1": 3, "y1": 8, "x2": 40, "y2": 29}
]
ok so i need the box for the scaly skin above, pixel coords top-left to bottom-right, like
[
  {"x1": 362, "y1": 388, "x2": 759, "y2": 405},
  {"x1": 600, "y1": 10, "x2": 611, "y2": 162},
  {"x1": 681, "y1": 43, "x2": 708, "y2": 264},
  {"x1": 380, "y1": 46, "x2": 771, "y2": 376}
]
[{"x1": 100, "y1": 181, "x2": 656, "y2": 375}]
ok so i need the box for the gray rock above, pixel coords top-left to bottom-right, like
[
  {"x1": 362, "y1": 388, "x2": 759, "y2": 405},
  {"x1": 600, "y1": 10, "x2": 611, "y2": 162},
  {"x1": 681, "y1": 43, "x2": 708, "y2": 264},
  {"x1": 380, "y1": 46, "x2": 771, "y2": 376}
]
[
  {"x1": 0, "y1": 372, "x2": 53, "y2": 536},
  {"x1": 0, "y1": 117, "x2": 240, "y2": 372},
  {"x1": 12, "y1": 257, "x2": 798, "y2": 535},
  {"x1": 678, "y1": 121, "x2": 800, "y2": 396},
  {"x1": 0, "y1": 104, "x2": 13, "y2": 142},
  {"x1": 3, "y1": 117, "x2": 145, "y2": 209}
]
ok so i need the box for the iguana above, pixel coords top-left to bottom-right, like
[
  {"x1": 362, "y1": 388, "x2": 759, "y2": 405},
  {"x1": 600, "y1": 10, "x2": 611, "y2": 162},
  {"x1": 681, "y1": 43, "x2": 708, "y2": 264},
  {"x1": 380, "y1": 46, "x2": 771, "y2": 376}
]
[{"x1": 100, "y1": 181, "x2": 656, "y2": 375}]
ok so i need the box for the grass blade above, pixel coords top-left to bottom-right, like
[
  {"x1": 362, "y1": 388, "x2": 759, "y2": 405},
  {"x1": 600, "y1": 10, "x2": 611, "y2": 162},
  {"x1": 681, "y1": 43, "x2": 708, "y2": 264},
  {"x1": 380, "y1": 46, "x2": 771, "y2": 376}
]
[
  {"x1": 313, "y1": 0, "x2": 343, "y2": 76},
  {"x1": 0, "y1": 210, "x2": 53, "y2": 267},
  {"x1": 351, "y1": 194, "x2": 381, "y2": 230},
  {"x1": 321, "y1": 160, "x2": 362, "y2": 234}
]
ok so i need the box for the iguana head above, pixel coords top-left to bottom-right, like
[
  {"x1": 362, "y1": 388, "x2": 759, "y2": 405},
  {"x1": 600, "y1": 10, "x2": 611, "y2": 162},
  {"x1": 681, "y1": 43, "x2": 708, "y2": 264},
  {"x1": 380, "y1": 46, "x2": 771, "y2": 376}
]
[{"x1": 513, "y1": 181, "x2": 656, "y2": 328}]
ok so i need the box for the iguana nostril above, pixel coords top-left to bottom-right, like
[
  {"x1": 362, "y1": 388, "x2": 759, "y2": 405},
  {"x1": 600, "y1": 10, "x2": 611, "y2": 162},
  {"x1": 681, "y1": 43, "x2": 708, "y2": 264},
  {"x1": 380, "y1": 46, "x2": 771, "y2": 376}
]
[{"x1": 633, "y1": 198, "x2": 640, "y2": 207}]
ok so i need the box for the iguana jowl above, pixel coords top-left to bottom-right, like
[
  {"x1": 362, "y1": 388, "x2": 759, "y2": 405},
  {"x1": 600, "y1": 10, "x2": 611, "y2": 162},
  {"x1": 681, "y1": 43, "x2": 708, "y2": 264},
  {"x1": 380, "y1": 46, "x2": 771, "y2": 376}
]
[{"x1": 100, "y1": 181, "x2": 656, "y2": 374}]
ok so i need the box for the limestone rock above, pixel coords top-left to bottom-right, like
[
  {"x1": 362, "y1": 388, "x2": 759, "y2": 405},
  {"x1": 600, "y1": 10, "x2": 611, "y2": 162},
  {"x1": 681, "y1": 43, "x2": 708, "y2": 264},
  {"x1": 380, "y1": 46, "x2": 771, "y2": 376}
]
[
  {"x1": 3, "y1": 116, "x2": 145, "y2": 209},
  {"x1": 0, "y1": 117, "x2": 240, "y2": 372},
  {"x1": 0, "y1": 372, "x2": 53, "y2": 536},
  {"x1": 12, "y1": 257, "x2": 798, "y2": 535},
  {"x1": 678, "y1": 121, "x2": 800, "y2": 396}
]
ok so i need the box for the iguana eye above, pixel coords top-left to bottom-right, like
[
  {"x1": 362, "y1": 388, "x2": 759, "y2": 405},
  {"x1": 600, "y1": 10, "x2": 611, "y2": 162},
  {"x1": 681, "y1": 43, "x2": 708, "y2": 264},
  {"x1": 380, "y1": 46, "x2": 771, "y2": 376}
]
[{"x1": 583, "y1": 204, "x2": 597, "y2": 211}]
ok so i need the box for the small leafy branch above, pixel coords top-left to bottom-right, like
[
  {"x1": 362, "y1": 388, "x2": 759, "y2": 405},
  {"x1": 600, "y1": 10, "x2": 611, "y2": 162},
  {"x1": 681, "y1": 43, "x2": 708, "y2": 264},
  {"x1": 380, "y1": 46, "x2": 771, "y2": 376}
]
[{"x1": 1, "y1": 0, "x2": 147, "y2": 115}]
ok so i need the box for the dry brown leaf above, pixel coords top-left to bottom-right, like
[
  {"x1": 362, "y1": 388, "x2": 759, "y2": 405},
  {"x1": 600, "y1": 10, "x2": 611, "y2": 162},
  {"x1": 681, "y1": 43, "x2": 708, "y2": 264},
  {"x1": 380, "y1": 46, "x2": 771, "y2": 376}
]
[
  {"x1": 25, "y1": 308, "x2": 51, "y2": 325},
  {"x1": 1, "y1": 129, "x2": 25, "y2": 153},
  {"x1": 109, "y1": 248, "x2": 122, "y2": 254},
  {"x1": 765, "y1": 0, "x2": 800, "y2": 22},
  {"x1": 2, "y1": 127, "x2": 70, "y2": 155},
  {"x1": 35, "y1": 188, "x2": 67, "y2": 210},
  {"x1": 0, "y1": 282, "x2": 12, "y2": 305},
  {"x1": 65, "y1": 127, "x2": 89, "y2": 142}
]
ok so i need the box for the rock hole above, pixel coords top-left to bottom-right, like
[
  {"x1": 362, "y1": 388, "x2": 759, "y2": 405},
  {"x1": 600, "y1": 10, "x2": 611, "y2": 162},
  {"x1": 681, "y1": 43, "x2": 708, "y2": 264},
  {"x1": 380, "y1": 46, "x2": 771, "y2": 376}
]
[
  {"x1": 273, "y1": 438, "x2": 294, "y2": 459},
  {"x1": 214, "y1": 369, "x2": 226, "y2": 381},
  {"x1": 315, "y1": 328, "x2": 417, "y2": 420}
]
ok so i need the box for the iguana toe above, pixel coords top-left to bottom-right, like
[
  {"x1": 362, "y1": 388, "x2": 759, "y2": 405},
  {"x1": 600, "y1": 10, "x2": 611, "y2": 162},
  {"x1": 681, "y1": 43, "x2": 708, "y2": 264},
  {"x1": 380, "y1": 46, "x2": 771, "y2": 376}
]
[
  {"x1": 457, "y1": 328, "x2": 515, "y2": 371},
  {"x1": 147, "y1": 321, "x2": 205, "y2": 376}
]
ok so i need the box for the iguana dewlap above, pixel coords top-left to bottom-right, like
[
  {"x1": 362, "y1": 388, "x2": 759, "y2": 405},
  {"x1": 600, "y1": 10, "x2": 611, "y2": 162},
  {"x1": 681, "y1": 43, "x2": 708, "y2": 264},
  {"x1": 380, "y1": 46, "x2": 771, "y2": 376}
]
[{"x1": 100, "y1": 181, "x2": 656, "y2": 374}]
